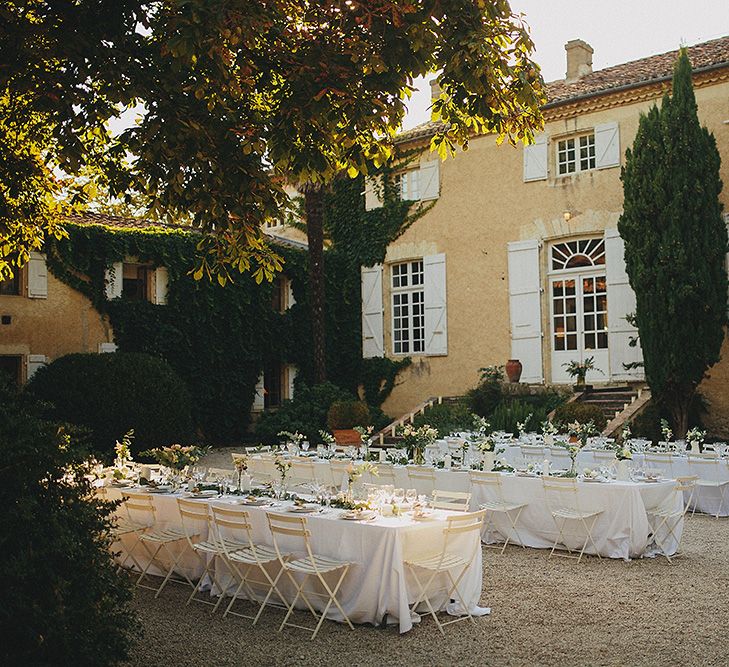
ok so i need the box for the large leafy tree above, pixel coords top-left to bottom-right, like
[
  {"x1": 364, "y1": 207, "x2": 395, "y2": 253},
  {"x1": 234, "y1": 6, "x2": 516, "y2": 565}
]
[
  {"x1": 2, "y1": 0, "x2": 545, "y2": 380},
  {"x1": 619, "y1": 50, "x2": 727, "y2": 438}
]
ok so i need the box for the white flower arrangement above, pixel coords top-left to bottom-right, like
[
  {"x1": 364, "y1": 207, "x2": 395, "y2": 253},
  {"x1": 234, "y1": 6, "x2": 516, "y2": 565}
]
[
  {"x1": 273, "y1": 454, "x2": 292, "y2": 482},
  {"x1": 278, "y1": 430, "x2": 305, "y2": 446},
  {"x1": 319, "y1": 430, "x2": 336, "y2": 446},
  {"x1": 516, "y1": 413, "x2": 533, "y2": 435},
  {"x1": 686, "y1": 427, "x2": 706, "y2": 445},
  {"x1": 621, "y1": 424, "x2": 632, "y2": 443},
  {"x1": 615, "y1": 446, "x2": 632, "y2": 461},
  {"x1": 660, "y1": 419, "x2": 673, "y2": 442},
  {"x1": 353, "y1": 425, "x2": 374, "y2": 444},
  {"x1": 231, "y1": 452, "x2": 249, "y2": 473},
  {"x1": 541, "y1": 420, "x2": 558, "y2": 437}
]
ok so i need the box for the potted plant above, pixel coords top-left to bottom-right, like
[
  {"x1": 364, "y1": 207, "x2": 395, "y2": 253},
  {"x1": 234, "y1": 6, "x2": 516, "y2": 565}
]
[
  {"x1": 562, "y1": 356, "x2": 602, "y2": 391},
  {"x1": 326, "y1": 400, "x2": 371, "y2": 444}
]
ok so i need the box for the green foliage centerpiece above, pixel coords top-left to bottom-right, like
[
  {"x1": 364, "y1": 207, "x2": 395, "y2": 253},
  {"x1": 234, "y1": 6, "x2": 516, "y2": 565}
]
[
  {"x1": 141, "y1": 444, "x2": 209, "y2": 489},
  {"x1": 397, "y1": 424, "x2": 438, "y2": 465}
]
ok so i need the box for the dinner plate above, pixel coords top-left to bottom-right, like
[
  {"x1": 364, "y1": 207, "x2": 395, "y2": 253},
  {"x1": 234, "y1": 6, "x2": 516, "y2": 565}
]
[
  {"x1": 189, "y1": 490, "x2": 218, "y2": 498},
  {"x1": 581, "y1": 477, "x2": 607, "y2": 483},
  {"x1": 341, "y1": 511, "x2": 376, "y2": 521},
  {"x1": 288, "y1": 504, "x2": 321, "y2": 513},
  {"x1": 147, "y1": 486, "x2": 172, "y2": 494},
  {"x1": 238, "y1": 498, "x2": 271, "y2": 506}
]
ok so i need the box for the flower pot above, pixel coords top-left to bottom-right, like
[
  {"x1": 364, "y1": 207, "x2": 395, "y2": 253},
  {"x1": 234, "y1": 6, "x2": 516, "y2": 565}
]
[
  {"x1": 690, "y1": 440, "x2": 700, "y2": 454},
  {"x1": 482, "y1": 451, "x2": 495, "y2": 472},
  {"x1": 616, "y1": 460, "x2": 630, "y2": 482},
  {"x1": 333, "y1": 429, "x2": 361, "y2": 445},
  {"x1": 505, "y1": 359, "x2": 523, "y2": 383}
]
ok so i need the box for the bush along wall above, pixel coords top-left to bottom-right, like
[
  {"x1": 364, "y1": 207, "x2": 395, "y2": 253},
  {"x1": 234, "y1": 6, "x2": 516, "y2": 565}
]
[{"x1": 46, "y1": 168, "x2": 425, "y2": 443}]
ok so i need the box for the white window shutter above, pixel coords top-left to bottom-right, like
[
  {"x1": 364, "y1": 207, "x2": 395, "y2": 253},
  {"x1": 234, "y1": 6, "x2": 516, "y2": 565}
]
[
  {"x1": 252, "y1": 372, "x2": 265, "y2": 412},
  {"x1": 286, "y1": 364, "x2": 297, "y2": 400},
  {"x1": 98, "y1": 342, "x2": 118, "y2": 353},
  {"x1": 27, "y1": 354, "x2": 47, "y2": 380},
  {"x1": 605, "y1": 228, "x2": 644, "y2": 380},
  {"x1": 27, "y1": 252, "x2": 48, "y2": 299},
  {"x1": 595, "y1": 122, "x2": 620, "y2": 169},
  {"x1": 153, "y1": 267, "x2": 169, "y2": 305},
  {"x1": 105, "y1": 262, "x2": 123, "y2": 300},
  {"x1": 420, "y1": 161, "x2": 440, "y2": 201},
  {"x1": 424, "y1": 253, "x2": 448, "y2": 356},
  {"x1": 287, "y1": 278, "x2": 296, "y2": 308},
  {"x1": 364, "y1": 175, "x2": 383, "y2": 211},
  {"x1": 361, "y1": 265, "x2": 384, "y2": 357},
  {"x1": 523, "y1": 134, "x2": 548, "y2": 182},
  {"x1": 507, "y1": 240, "x2": 543, "y2": 382}
]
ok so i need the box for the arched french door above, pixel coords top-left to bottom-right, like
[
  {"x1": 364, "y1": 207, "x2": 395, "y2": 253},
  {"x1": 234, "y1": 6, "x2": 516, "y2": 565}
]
[{"x1": 549, "y1": 238, "x2": 610, "y2": 384}]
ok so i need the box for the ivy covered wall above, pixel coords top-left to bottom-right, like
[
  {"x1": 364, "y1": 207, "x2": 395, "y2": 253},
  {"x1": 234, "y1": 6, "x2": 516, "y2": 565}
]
[{"x1": 46, "y1": 172, "x2": 426, "y2": 443}]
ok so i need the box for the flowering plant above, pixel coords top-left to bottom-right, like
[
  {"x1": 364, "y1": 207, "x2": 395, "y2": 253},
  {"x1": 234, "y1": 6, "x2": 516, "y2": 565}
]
[
  {"x1": 615, "y1": 445, "x2": 632, "y2": 461},
  {"x1": 567, "y1": 420, "x2": 596, "y2": 447},
  {"x1": 466, "y1": 415, "x2": 493, "y2": 451},
  {"x1": 319, "y1": 430, "x2": 336, "y2": 446},
  {"x1": 620, "y1": 424, "x2": 632, "y2": 443},
  {"x1": 114, "y1": 430, "x2": 134, "y2": 467},
  {"x1": 541, "y1": 420, "x2": 558, "y2": 437},
  {"x1": 686, "y1": 427, "x2": 706, "y2": 445},
  {"x1": 660, "y1": 419, "x2": 673, "y2": 442},
  {"x1": 141, "y1": 444, "x2": 209, "y2": 471},
  {"x1": 278, "y1": 430, "x2": 305, "y2": 447},
  {"x1": 347, "y1": 461, "x2": 378, "y2": 488},
  {"x1": 354, "y1": 425, "x2": 374, "y2": 444}
]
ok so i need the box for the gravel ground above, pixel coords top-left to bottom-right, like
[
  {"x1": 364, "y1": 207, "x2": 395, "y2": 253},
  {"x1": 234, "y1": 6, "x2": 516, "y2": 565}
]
[{"x1": 123, "y1": 515, "x2": 729, "y2": 667}]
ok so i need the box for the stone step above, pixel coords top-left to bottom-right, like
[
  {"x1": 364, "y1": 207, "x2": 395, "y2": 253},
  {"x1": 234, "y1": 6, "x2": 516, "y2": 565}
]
[{"x1": 583, "y1": 392, "x2": 637, "y2": 402}]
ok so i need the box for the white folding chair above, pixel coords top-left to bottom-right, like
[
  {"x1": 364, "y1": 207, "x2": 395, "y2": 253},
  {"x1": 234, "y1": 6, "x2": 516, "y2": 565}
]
[
  {"x1": 542, "y1": 477, "x2": 603, "y2": 563},
  {"x1": 210, "y1": 505, "x2": 284, "y2": 623},
  {"x1": 644, "y1": 454, "x2": 673, "y2": 478},
  {"x1": 470, "y1": 470, "x2": 527, "y2": 554},
  {"x1": 520, "y1": 445, "x2": 546, "y2": 465},
  {"x1": 329, "y1": 460, "x2": 353, "y2": 491},
  {"x1": 266, "y1": 513, "x2": 354, "y2": 639},
  {"x1": 592, "y1": 450, "x2": 620, "y2": 466},
  {"x1": 405, "y1": 510, "x2": 486, "y2": 634},
  {"x1": 125, "y1": 491, "x2": 197, "y2": 596},
  {"x1": 206, "y1": 467, "x2": 233, "y2": 484},
  {"x1": 646, "y1": 476, "x2": 697, "y2": 563},
  {"x1": 374, "y1": 463, "x2": 397, "y2": 486},
  {"x1": 688, "y1": 458, "x2": 729, "y2": 519},
  {"x1": 289, "y1": 459, "x2": 317, "y2": 491},
  {"x1": 549, "y1": 447, "x2": 572, "y2": 470},
  {"x1": 177, "y1": 498, "x2": 232, "y2": 610},
  {"x1": 431, "y1": 490, "x2": 471, "y2": 512},
  {"x1": 407, "y1": 465, "x2": 437, "y2": 495},
  {"x1": 98, "y1": 489, "x2": 147, "y2": 572}
]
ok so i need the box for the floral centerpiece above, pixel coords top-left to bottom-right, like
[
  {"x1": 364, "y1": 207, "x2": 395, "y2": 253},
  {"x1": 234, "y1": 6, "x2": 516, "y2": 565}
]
[
  {"x1": 278, "y1": 430, "x2": 305, "y2": 451},
  {"x1": 541, "y1": 419, "x2": 558, "y2": 446},
  {"x1": 273, "y1": 454, "x2": 292, "y2": 497},
  {"x1": 112, "y1": 430, "x2": 135, "y2": 481},
  {"x1": 466, "y1": 415, "x2": 498, "y2": 470},
  {"x1": 354, "y1": 425, "x2": 374, "y2": 447},
  {"x1": 660, "y1": 419, "x2": 673, "y2": 445},
  {"x1": 620, "y1": 424, "x2": 632, "y2": 444},
  {"x1": 561, "y1": 420, "x2": 596, "y2": 476},
  {"x1": 686, "y1": 427, "x2": 706, "y2": 454},
  {"x1": 232, "y1": 452, "x2": 250, "y2": 491},
  {"x1": 516, "y1": 413, "x2": 533, "y2": 439},
  {"x1": 613, "y1": 441, "x2": 633, "y2": 481},
  {"x1": 345, "y1": 461, "x2": 378, "y2": 500},
  {"x1": 141, "y1": 443, "x2": 209, "y2": 488},
  {"x1": 396, "y1": 423, "x2": 438, "y2": 465},
  {"x1": 319, "y1": 430, "x2": 336, "y2": 447}
]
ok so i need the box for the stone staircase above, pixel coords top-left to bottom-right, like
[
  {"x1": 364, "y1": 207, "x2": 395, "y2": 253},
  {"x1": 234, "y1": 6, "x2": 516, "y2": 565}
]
[{"x1": 579, "y1": 386, "x2": 640, "y2": 421}]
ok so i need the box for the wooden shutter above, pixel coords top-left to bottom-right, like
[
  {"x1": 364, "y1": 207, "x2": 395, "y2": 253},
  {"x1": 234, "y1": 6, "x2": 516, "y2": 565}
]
[
  {"x1": 286, "y1": 364, "x2": 297, "y2": 400},
  {"x1": 523, "y1": 134, "x2": 548, "y2": 182},
  {"x1": 420, "y1": 161, "x2": 440, "y2": 201},
  {"x1": 27, "y1": 354, "x2": 47, "y2": 380},
  {"x1": 252, "y1": 372, "x2": 265, "y2": 412},
  {"x1": 507, "y1": 240, "x2": 543, "y2": 382},
  {"x1": 595, "y1": 122, "x2": 620, "y2": 169},
  {"x1": 154, "y1": 267, "x2": 169, "y2": 305},
  {"x1": 364, "y1": 175, "x2": 383, "y2": 211},
  {"x1": 286, "y1": 278, "x2": 296, "y2": 308},
  {"x1": 605, "y1": 228, "x2": 644, "y2": 380},
  {"x1": 361, "y1": 264, "x2": 384, "y2": 357},
  {"x1": 424, "y1": 253, "x2": 448, "y2": 356},
  {"x1": 105, "y1": 262, "x2": 123, "y2": 300},
  {"x1": 27, "y1": 252, "x2": 48, "y2": 299}
]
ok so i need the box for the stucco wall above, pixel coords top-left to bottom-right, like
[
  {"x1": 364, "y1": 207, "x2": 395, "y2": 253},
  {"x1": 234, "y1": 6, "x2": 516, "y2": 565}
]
[
  {"x1": 381, "y1": 77, "x2": 729, "y2": 433},
  {"x1": 0, "y1": 267, "x2": 111, "y2": 381}
]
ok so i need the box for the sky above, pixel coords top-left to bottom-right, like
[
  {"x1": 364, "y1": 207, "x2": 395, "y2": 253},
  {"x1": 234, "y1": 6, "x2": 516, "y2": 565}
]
[{"x1": 402, "y1": 0, "x2": 729, "y2": 129}]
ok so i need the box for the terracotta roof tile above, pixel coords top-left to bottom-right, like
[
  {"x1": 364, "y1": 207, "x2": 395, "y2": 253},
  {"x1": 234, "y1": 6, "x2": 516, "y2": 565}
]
[{"x1": 397, "y1": 34, "x2": 729, "y2": 144}]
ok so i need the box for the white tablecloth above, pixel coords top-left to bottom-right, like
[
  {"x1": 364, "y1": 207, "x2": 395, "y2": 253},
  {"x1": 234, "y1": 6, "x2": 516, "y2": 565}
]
[
  {"x1": 249, "y1": 456, "x2": 682, "y2": 560},
  {"x1": 502, "y1": 446, "x2": 729, "y2": 517},
  {"x1": 106, "y1": 489, "x2": 483, "y2": 633}
]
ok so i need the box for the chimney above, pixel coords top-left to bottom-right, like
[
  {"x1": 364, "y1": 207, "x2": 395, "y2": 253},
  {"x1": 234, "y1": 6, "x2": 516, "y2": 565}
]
[
  {"x1": 565, "y1": 39, "x2": 594, "y2": 83},
  {"x1": 429, "y1": 78, "x2": 442, "y2": 103}
]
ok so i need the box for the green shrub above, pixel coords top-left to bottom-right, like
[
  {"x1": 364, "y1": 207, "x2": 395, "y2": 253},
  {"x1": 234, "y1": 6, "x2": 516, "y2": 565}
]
[
  {"x1": 26, "y1": 352, "x2": 193, "y2": 456},
  {"x1": 255, "y1": 382, "x2": 354, "y2": 443},
  {"x1": 466, "y1": 380, "x2": 502, "y2": 417},
  {"x1": 0, "y1": 379, "x2": 137, "y2": 665},
  {"x1": 489, "y1": 399, "x2": 551, "y2": 435},
  {"x1": 553, "y1": 401, "x2": 608, "y2": 432},
  {"x1": 630, "y1": 396, "x2": 706, "y2": 440},
  {"x1": 326, "y1": 400, "x2": 371, "y2": 430},
  {"x1": 413, "y1": 401, "x2": 474, "y2": 437}
]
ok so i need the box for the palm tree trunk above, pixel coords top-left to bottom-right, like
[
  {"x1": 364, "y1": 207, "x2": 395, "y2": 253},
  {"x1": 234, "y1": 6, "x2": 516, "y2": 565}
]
[{"x1": 302, "y1": 183, "x2": 326, "y2": 383}]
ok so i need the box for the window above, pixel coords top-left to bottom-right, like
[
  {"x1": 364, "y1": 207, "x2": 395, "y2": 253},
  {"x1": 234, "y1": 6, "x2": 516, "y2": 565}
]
[
  {"x1": 391, "y1": 260, "x2": 425, "y2": 354},
  {"x1": 582, "y1": 275, "x2": 608, "y2": 350},
  {"x1": 271, "y1": 275, "x2": 292, "y2": 313},
  {"x1": 557, "y1": 132, "x2": 595, "y2": 175},
  {"x1": 122, "y1": 263, "x2": 152, "y2": 301},
  {"x1": 0, "y1": 355, "x2": 22, "y2": 387},
  {"x1": 551, "y1": 238, "x2": 605, "y2": 272},
  {"x1": 0, "y1": 271, "x2": 20, "y2": 296},
  {"x1": 263, "y1": 362, "x2": 283, "y2": 409},
  {"x1": 397, "y1": 170, "x2": 420, "y2": 201}
]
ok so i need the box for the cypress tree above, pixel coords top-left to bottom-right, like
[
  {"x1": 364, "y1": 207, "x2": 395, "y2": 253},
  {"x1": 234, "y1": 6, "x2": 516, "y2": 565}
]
[{"x1": 619, "y1": 49, "x2": 727, "y2": 438}]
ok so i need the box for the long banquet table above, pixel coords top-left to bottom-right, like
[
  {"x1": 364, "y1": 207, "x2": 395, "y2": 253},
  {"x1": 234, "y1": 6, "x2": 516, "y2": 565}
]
[
  {"x1": 106, "y1": 488, "x2": 483, "y2": 633},
  {"x1": 247, "y1": 455, "x2": 683, "y2": 561}
]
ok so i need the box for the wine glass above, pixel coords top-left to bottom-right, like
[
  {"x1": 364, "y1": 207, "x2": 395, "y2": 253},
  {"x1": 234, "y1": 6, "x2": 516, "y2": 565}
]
[
  {"x1": 393, "y1": 488, "x2": 405, "y2": 506},
  {"x1": 302, "y1": 440, "x2": 310, "y2": 453},
  {"x1": 405, "y1": 488, "x2": 417, "y2": 506}
]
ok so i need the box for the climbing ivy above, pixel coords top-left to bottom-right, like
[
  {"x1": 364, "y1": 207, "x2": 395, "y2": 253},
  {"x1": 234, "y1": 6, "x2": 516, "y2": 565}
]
[{"x1": 45, "y1": 167, "x2": 429, "y2": 442}]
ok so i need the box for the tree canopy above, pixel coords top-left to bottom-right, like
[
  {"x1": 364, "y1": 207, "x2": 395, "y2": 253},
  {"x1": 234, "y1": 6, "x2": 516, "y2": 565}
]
[
  {"x1": 618, "y1": 49, "x2": 727, "y2": 437},
  {"x1": 1, "y1": 0, "x2": 545, "y2": 282}
]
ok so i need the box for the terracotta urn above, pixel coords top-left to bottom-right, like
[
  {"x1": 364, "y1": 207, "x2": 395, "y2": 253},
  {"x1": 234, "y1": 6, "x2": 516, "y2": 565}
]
[{"x1": 505, "y1": 359, "x2": 523, "y2": 383}]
